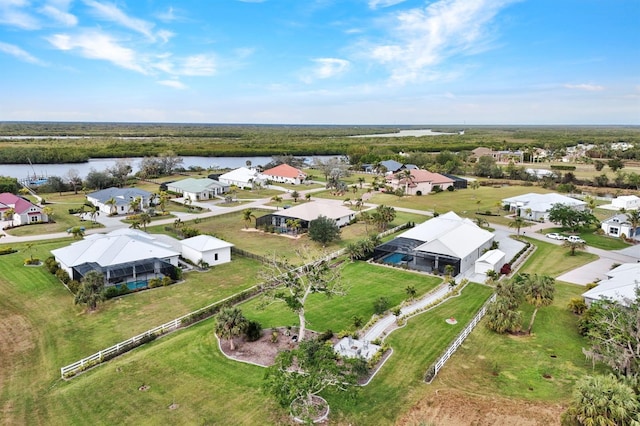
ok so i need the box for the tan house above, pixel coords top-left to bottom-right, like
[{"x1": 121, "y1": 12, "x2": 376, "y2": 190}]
[{"x1": 387, "y1": 170, "x2": 454, "y2": 195}]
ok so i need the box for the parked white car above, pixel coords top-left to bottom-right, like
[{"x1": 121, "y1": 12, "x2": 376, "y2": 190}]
[
  {"x1": 566, "y1": 235, "x2": 586, "y2": 244},
  {"x1": 546, "y1": 233, "x2": 566, "y2": 240}
]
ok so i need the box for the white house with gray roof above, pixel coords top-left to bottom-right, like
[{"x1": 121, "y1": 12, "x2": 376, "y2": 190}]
[
  {"x1": 255, "y1": 201, "x2": 355, "y2": 231},
  {"x1": 218, "y1": 167, "x2": 264, "y2": 189},
  {"x1": 502, "y1": 192, "x2": 586, "y2": 221},
  {"x1": 167, "y1": 178, "x2": 229, "y2": 201},
  {"x1": 51, "y1": 229, "x2": 180, "y2": 287},
  {"x1": 582, "y1": 263, "x2": 640, "y2": 307},
  {"x1": 86, "y1": 187, "x2": 152, "y2": 215}
]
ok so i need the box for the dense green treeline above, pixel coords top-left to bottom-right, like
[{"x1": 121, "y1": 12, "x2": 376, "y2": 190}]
[{"x1": 0, "y1": 122, "x2": 639, "y2": 164}]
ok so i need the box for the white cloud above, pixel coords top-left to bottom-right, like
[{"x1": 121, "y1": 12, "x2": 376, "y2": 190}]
[
  {"x1": 0, "y1": 0, "x2": 40, "y2": 29},
  {"x1": 47, "y1": 30, "x2": 147, "y2": 73},
  {"x1": 367, "y1": 0, "x2": 518, "y2": 84},
  {"x1": 39, "y1": 0, "x2": 77, "y2": 27},
  {"x1": 178, "y1": 54, "x2": 216, "y2": 76},
  {"x1": 155, "y1": 6, "x2": 182, "y2": 23},
  {"x1": 158, "y1": 79, "x2": 187, "y2": 89},
  {"x1": 83, "y1": 0, "x2": 158, "y2": 41},
  {"x1": 0, "y1": 41, "x2": 44, "y2": 64},
  {"x1": 301, "y1": 58, "x2": 350, "y2": 83},
  {"x1": 369, "y1": 0, "x2": 407, "y2": 10},
  {"x1": 564, "y1": 83, "x2": 604, "y2": 92}
]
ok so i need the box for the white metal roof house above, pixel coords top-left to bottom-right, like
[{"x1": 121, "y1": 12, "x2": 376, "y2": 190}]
[
  {"x1": 167, "y1": 178, "x2": 229, "y2": 201},
  {"x1": 474, "y1": 249, "x2": 506, "y2": 274},
  {"x1": 373, "y1": 211, "x2": 495, "y2": 276},
  {"x1": 601, "y1": 214, "x2": 638, "y2": 238},
  {"x1": 51, "y1": 229, "x2": 180, "y2": 287},
  {"x1": 218, "y1": 167, "x2": 264, "y2": 190},
  {"x1": 181, "y1": 235, "x2": 234, "y2": 266},
  {"x1": 582, "y1": 263, "x2": 640, "y2": 307},
  {"x1": 255, "y1": 201, "x2": 356, "y2": 231},
  {"x1": 502, "y1": 192, "x2": 586, "y2": 221},
  {"x1": 612, "y1": 195, "x2": 640, "y2": 211},
  {"x1": 86, "y1": 187, "x2": 152, "y2": 215}
]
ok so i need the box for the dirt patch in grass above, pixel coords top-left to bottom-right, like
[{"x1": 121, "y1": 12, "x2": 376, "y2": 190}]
[
  {"x1": 220, "y1": 327, "x2": 320, "y2": 367},
  {"x1": 396, "y1": 388, "x2": 564, "y2": 426},
  {"x1": 0, "y1": 314, "x2": 36, "y2": 390}
]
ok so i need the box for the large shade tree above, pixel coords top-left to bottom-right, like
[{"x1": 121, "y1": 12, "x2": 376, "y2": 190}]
[
  {"x1": 308, "y1": 215, "x2": 340, "y2": 245},
  {"x1": 260, "y1": 247, "x2": 345, "y2": 341}
]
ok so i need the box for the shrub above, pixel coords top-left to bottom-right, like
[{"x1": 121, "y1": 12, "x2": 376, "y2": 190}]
[
  {"x1": 67, "y1": 280, "x2": 80, "y2": 294},
  {"x1": 0, "y1": 246, "x2": 17, "y2": 255},
  {"x1": 318, "y1": 329, "x2": 334, "y2": 342},
  {"x1": 24, "y1": 258, "x2": 40, "y2": 265},
  {"x1": 500, "y1": 263, "x2": 512, "y2": 275},
  {"x1": 373, "y1": 297, "x2": 390, "y2": 315},
  {"x1": 567, "y1": 297, "x2": 587, "y2": 315},
  {"x1": 162, "y1": 276, "x2": 173, "y2": 286},
  {"x1": 447, "y1": 185, "x2": 455, "y2": 191},
  {"x1": 244, "y1": 320, "x2": 263, "y2": 342},
  {"x1": 148, "y1": 278, "x2": 162, "y2": 288},
  {"x1": 55, "y1": 268, "x2": 70, "y2": 284},
  {"x1": 105, "y1": 286, "x2": 121, "y2": 299},
  {"x1": 415, "y1": 190, "x2": 422, "y2": 196},
  {"x1": 44, "y1": 256, "x2": 59, "y2": 273}
]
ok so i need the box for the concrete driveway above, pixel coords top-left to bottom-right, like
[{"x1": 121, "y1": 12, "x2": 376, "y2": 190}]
[{"x1": 556, "y1": 258, "x2": 618, "y2": 286}]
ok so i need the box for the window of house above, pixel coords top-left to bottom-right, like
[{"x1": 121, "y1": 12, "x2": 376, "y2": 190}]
[
  {"x1": 214, "y1": 253, "x2": 218, "y2": 261},
  {"x1": 610, "y1": 227, "x2": 619, "y2": 235}
]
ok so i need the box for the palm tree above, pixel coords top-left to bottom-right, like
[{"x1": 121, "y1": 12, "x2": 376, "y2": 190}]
[
  {"x1": 74, "y1": 270, "x2": 106, "y2": 311},
  {"x1": 562, "y1": 374, "x2": 640, "y2": 426},
  {"x1": 87, "y1": 204, "x2": 100, "y2": 225},
  {"x1": 157, "y1": 191, "x2": 169, "y2": 213},
  {"x1": 563, "y1": 239, "x2": 586, "y2": 256},
  {"x1": 626, "y1": 210, "x2": 640, "y2": 239},
  {"x1": 183, "y1": 197, "x2": 193, "y2": 212},
  {"x1": 520, "y1": 274, "x2": 555, "y2": 334},
  {"x1": 68, "y1": 226, "x2": 85, "y2": 239},
  {"x1": 508, "y1": 216, "x2": 526, "y2": 236},
  {"x1": 285, "y1": 218, "x2": 301, "y2": 235},
  {"x1": 215, "y1": 307, "x2": 247, "y2": 351},
  {"x1": 401, "y1": 169, "x2": 413, "y2": 194},
  {"x1": 271, "y1": 195, "x2": 282, "y2": 210},
  {"x1": 138, "y1": 212, "x2": 151, "y2": 231},
  {"x1": 242, "y1": 209, "x2": 256, "y2": 229},
  {"x1": 105, "y1": 197, "x2": 118, "y2": 215},
  {"x1": 129, "y1": 220, "x2": 141, "y2": 230},
  {"x1": 357, "y1": 176, "x2": 365, "y2": 188},
  {"x1": 128, "y1": 196, "x2": 141, "y2": 214},
  {"x1": 290, "y1": 190, "x2": 300, "y2": 202},
  {"x1": 305, "y1": 193, "x2": 311, "y2": 202},
  {"x1": 4, "y1": 207, "x2": 15, "y2": 227},
  {"x1": 372, "y1": 205, "x2": 396, "y2": 231}
]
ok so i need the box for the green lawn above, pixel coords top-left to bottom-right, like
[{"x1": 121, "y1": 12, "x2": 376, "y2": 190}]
[
  {"x1": 39, "y1": 276, "x2": 490, "y2": 425},
  {"x1": 518, "y1": 237, "x2": 598, "y2": 277},
  {"x1": 240, "y1": 262, "x2": 443, "y2": 333},
  {"x1": 539, "y1": 226, "x2": 631, "y2": 251},
  {"x1": 432, "y1": 282, "x2": 609, "y2": 403},
  {"x1": 0, "y1": 240, "x2": 263, "y2": 425}
]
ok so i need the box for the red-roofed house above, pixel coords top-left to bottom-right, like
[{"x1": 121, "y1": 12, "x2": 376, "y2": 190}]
[
  {"x1": 260, "y1": 164, "x2": 307, "y2": 185},
  {"x1": 387, "y1": 170, "x2": 455, "y2": 195},
  {"x1": 0, "y1": 193, "x2": 48, "y2": 226}
]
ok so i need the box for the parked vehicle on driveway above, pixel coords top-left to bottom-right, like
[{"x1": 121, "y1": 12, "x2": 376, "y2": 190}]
[
  {"x1": 546, "y1": 232, "x2": 566, "y2": 240},
  {"x1": 566, "y1": 235, "x2": 586, "y2": 244}
]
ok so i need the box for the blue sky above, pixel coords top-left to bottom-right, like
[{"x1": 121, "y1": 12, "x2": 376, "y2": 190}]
[{"x1": 0, "y1": 0, "x2": 638, "y2": 124}]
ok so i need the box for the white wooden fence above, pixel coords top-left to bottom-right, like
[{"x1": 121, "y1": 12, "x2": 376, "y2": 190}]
[
  {"x1": 60, "y1": 224, "x2": 411, "y2": 379},
  {"x1": 424, "y1": 293, "x2": 496, "y2": 383}
]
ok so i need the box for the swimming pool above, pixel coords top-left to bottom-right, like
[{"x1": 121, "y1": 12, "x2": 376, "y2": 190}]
[
  {"x1": 382, "y1": 253, "x2": 412, "y2": 264},
  {"x1": 126, "y1": 280, "x2": 148, "y2": 291}
]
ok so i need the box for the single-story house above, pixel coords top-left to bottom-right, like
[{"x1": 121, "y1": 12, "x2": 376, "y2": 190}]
[
  {"x1": 612, "y1": 195, "x2": 640, "y2": 211},
  {"x1": 86, "y1": 187, "x2": 152, "y2": 215},
  {"x1": 51, "y1": 229, "x2": 180, "y2": 287},
  {"x1": 260, "y1": 164, "x2": 307, "y2": 185},
  {"x1": 167, "y1": 178, "x2": 229, "y2": 201},
  {"x1": 218, "y1": 167, "x2": 264, "y2": 190},
  {"x1": 582, "y1": 263, "x2": 640, "y2": 307},
  {"x1": 0, "y1": 192, "x2": 48, "y2": 225},
  {"x1": 474, "y1": 249, "x2": 506, "y2": 274},
  {"x1": 378, "y1": 159, "x2": 404, "y2": 174},
  {"x1": 387, "y1": 170, "x2": 455, "y2": 195},
  {"x1": 502, "y1": 192, "x2": 586, "y2": 221},
  {"x1": 601, "y1": 214, "x2": 638, "y2": 238},
  {"x1": 181, "y1": 235, "x2": 233, "y2": 266},
  {"x1": 255, "y1": 201, "x2": 355, "y2": 231},
  {"x1": 472, "y1": 147, "x2": 524, "y2": 163},
  {"x1": 373, "y1": 211, "x2": 495, "y2": 276}
]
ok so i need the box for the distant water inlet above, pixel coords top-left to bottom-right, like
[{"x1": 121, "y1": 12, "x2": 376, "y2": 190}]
[{"x1": 350, "y1": 129, "x2": 463, "y2": 138}]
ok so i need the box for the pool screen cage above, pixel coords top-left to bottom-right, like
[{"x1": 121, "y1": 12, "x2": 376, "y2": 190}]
[
  {"x1": 372, "y1": 237, "x2": 461, "y2": 275},
  {"x1": 73, "y1": 258, "x2": 175, "y2": 286}
]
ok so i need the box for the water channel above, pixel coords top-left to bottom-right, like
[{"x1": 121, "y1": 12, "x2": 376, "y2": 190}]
[{"x1": 0, "y1": 155, "x2": 337, "y2": 181}]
